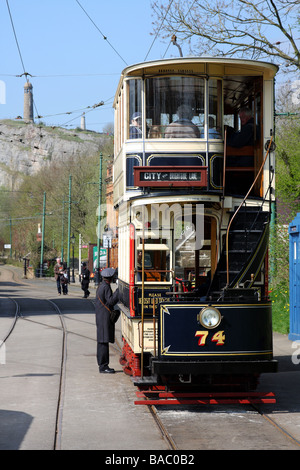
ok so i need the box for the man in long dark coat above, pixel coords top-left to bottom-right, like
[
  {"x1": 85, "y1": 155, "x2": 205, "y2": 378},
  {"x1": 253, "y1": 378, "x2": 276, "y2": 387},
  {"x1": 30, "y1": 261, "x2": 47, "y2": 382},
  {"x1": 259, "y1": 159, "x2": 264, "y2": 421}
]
[{"x1": 95, "y1": 268, "x2": 119, "y2": 374}]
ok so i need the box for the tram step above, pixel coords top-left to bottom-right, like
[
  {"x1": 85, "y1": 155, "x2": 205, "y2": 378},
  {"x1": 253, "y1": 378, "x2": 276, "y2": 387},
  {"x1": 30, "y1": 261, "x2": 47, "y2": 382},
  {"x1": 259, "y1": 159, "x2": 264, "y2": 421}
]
[{"x1": 132, "y1": 375, "x2": 159, "y2": 386}]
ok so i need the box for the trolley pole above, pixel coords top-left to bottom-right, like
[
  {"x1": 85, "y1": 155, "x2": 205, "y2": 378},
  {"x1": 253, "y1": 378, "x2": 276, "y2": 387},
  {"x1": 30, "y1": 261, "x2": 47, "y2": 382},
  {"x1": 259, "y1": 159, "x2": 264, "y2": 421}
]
[
  {"x1": 96, "y1": 152, "x2": 103, "y2": 285},
  {"x1": 40, "y1": 191, "x2": 46, "y2": 278}
]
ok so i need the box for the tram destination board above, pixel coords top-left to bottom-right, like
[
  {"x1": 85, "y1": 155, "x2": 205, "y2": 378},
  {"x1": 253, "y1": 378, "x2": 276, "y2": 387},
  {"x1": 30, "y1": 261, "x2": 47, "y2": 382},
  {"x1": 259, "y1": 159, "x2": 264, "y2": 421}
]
[{"x1": 134, "y1": 166, "x2": 208, "y2": 187}]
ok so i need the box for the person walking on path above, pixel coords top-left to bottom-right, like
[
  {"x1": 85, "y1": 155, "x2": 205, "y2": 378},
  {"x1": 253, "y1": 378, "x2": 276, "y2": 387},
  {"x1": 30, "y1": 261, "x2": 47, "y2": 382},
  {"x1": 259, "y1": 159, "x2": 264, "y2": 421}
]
[{"x1": 81, "y1": 262, "x2": 90, "y2": 298}]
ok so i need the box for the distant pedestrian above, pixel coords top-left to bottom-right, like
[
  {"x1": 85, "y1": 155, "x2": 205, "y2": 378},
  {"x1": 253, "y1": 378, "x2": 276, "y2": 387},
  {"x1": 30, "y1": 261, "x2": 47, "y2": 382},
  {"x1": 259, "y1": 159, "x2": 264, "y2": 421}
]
[
  {"x1": 54, "y1": 257, "x2": 63, "y2": 295},
  {"x1": 60, "y1": 262, "x2": 69, "y2": 295},
  {"x1": 95, "y1": 268, "x2": 119, "y2": 374},
  {"x1": 81, "y1": 262, "x2": 90, "y2": 298}
]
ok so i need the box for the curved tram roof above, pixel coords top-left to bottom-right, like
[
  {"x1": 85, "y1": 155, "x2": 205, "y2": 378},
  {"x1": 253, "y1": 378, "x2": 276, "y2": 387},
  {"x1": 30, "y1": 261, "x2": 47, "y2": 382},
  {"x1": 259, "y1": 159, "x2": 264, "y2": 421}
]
[{"x1": 114, "y1": 56, "x2": 278, "y2": 107}]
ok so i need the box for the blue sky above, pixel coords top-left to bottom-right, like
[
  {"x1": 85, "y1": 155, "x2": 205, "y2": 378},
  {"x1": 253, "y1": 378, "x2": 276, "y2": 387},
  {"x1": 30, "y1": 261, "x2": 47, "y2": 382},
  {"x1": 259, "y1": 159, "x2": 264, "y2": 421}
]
[
  {"x1": 0, "y1": 0, "x2": 173, "y2": 132},
  {"x1": 1, "y1": 1, "x2": 298, "y2": 132}
]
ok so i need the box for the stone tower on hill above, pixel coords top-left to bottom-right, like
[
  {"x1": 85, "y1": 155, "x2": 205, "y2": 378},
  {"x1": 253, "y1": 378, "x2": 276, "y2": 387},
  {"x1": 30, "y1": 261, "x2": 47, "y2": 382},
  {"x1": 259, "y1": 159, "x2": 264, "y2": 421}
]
[{"x1": 23, "y1": 81, "x2": 34, "y2": 122}]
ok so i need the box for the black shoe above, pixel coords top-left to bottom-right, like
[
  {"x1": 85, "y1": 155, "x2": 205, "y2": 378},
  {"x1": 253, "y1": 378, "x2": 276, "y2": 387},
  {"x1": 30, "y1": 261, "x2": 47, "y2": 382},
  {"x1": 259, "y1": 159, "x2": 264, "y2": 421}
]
[{"x1": 100, "y1": 367, "x2": 115, "y2": 374}]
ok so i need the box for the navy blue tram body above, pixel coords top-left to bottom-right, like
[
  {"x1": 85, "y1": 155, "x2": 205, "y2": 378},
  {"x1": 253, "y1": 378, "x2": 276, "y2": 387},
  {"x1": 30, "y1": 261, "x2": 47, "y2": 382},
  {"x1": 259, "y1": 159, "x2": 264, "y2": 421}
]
[
  {"x1": 159, "y1": 303, "x2": 273, "y2": 360},
  {"x1": 113, "y1": 58, "x2": 278, "y2": 387}
]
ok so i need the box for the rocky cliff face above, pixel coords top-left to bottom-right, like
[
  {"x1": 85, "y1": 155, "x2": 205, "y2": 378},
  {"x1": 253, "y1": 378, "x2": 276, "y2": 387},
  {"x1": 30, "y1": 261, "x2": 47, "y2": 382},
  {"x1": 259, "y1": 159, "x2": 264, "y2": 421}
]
[{"x1": 0, "y1": 120, "x2": 107, "y2": 189}]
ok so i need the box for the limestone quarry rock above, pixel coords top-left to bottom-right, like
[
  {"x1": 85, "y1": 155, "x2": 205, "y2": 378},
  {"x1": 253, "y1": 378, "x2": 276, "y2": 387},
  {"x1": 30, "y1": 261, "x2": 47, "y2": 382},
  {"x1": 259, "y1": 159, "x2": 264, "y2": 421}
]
[{"x1": 0, "y1": 120, "x2": 108, "y2": 188}]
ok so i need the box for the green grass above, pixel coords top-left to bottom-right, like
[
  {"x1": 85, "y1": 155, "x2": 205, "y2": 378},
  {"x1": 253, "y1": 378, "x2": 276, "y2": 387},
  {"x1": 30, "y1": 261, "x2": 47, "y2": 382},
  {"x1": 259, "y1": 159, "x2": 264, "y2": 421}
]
[{"x1": 270, "y1": 285, "x2": 290, "y2": 334}]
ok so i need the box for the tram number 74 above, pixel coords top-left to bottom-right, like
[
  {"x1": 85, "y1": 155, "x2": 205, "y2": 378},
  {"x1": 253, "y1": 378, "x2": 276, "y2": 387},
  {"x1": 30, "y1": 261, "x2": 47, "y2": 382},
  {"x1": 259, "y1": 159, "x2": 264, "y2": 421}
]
[{"x1": 195, "y1": 330, "x2": 225, "y2": 346}]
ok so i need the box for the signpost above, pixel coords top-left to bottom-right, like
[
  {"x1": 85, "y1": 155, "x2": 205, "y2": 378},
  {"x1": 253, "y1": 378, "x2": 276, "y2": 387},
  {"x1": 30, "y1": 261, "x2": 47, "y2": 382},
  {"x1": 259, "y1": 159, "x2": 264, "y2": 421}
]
[{"x1": 93, "y1": 246, "x2": 107, "y2": 270}]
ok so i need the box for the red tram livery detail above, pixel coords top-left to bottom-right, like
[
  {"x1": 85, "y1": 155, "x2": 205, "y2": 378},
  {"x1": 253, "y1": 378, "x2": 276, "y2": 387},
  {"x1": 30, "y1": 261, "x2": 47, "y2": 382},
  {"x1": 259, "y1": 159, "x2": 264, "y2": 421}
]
[{"x1": 113, "y1": 57, "x2": 278, "y2": 391}]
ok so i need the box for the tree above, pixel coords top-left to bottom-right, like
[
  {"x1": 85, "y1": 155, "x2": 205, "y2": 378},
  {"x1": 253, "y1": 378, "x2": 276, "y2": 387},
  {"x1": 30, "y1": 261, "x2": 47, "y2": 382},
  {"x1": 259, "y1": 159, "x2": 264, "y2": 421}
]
[
  {"x1": 275, "y1": 81, "x2": 300, "y2": 219},
  {"x1": 0, "y1": 134, "x2": 114, "y2": 265},
  {"x1": 151, "y1": 0, "x2": 300, "y2": 72}
]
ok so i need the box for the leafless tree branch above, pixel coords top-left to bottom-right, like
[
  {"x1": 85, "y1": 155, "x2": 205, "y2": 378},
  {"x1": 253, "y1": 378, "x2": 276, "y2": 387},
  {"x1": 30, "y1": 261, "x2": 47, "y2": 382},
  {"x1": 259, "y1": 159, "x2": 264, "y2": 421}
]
[{"x1": 151, "y1": 0, "x2": 300, "y2": 71}]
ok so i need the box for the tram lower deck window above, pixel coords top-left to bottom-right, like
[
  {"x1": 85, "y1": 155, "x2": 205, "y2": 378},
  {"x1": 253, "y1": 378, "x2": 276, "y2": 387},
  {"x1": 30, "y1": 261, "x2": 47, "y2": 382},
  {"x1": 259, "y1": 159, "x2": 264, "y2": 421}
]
[{"x1": 136, "y1": 246, "x2": 171, "y2": 283}]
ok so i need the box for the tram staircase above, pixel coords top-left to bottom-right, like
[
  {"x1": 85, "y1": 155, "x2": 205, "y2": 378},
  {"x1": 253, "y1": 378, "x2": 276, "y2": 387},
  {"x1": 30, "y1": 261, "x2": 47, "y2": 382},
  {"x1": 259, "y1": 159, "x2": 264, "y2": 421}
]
[{"x1": 207, "y1": 206, "x2": 270, "y2": 302}]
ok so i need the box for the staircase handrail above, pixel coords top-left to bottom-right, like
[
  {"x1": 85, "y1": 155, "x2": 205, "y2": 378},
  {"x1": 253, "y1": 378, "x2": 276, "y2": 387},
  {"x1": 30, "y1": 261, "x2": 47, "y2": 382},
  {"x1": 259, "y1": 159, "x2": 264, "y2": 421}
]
[{"x1": 225, "y1": 137, "x2": 274, "y2": 287}]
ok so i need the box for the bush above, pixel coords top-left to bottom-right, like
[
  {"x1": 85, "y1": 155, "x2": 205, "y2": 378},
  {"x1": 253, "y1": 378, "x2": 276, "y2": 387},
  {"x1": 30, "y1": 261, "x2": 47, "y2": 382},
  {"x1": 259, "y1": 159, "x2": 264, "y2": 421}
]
[{"x1": 270, "y1": 283, "x2": 290, "y2": 334}]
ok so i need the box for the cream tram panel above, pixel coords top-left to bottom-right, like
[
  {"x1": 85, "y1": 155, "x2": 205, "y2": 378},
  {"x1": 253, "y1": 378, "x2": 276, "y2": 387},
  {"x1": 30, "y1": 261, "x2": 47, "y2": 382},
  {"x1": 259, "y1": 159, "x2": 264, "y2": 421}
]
[{"x1": 121, "y1": 314, "x2": 158, "y2": 355}]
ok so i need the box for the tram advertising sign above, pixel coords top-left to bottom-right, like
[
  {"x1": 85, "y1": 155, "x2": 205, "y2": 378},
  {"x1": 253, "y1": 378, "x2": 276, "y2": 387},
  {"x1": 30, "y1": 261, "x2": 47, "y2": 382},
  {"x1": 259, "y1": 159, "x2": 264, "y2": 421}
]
[{"x1": 134, "y1": 166, "x2": 207, "y2": 187}]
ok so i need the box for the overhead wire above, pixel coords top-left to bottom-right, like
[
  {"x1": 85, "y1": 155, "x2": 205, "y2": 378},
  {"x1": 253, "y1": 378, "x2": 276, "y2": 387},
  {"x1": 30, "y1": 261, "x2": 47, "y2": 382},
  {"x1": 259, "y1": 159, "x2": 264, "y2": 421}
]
[
  {"x1": 0, "y1": 72, "x2": 119, "y2": 78},
  {"x1": 35, "y1": 100, "x2": 105, "y2": 120},
  {"x1": 3, "y1": 0, "x2": 168, "y2": 128},
  {"x1": 5, "y1": 0, "x2": 40, "y2": 119},
  {"x1": 5, "y1": 0, "x2": 26, "y2": 76},
  {"x1": 75, "y1": 0, "x2": 128, "y2": 66},
  {"x1": 4, "y1": 1, "x2": 118, "y2": 127},
  {"x1": 144, "y1": 0, "x2": 175, "y2": 61},
  {"x1": 60, "y1": 100, "x2": 112, "y2": 128}
]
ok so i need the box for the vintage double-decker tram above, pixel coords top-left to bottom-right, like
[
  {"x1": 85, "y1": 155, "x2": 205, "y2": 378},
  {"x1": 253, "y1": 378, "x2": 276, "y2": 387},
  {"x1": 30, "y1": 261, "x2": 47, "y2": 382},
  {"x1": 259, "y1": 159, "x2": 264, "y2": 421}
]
[{"x1": 113, "y1": 57, "x2": 278, "y2": 392}]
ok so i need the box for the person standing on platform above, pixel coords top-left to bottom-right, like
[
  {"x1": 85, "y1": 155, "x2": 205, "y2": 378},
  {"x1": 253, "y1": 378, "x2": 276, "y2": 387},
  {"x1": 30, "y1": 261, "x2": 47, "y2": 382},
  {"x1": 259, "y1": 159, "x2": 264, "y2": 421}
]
[
  {"x1": 60, "y1": 262, "x2": 69, "y2": 295},
  {"x1": 81, "y1": 262, "x2": 90, "y2": 298},
  {"x1": 95, "y1": 268, "x2": 119, "y2": 374},
  {"x1": 54, "y1": 257, "x2": 63, "y2": 295}
]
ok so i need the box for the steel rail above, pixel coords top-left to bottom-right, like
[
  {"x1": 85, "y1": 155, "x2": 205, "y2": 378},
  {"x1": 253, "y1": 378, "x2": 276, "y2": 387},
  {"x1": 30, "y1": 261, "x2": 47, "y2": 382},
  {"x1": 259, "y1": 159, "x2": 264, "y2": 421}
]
[
  {"x1": 46, "y1": 299, "x2": 68, "y2": 451},
  {"x1": 251, "y1": 404, "x2": 300, "y2": 449},
  {"x1": 1, "y1": 298, "x2": 20, "y2": 343},
  {"x1": 148, "y1": 405, "x2": 178, "y2": 450}
]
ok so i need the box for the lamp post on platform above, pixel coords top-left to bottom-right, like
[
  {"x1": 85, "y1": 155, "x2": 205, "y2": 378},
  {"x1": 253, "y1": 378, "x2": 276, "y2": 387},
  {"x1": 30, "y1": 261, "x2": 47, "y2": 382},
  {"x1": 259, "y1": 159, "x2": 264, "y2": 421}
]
[
  {"x1": 70, "y1": 233, "x2": 75, "y2": 283},
  {"x1": 40, "y1": 191, "x2": 46, "y2": 278}
]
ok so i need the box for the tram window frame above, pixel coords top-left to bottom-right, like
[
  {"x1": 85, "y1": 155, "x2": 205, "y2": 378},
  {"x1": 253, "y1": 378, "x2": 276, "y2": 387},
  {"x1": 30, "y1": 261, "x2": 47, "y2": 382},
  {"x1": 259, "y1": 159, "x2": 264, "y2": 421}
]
[
  {"x1": 127, "y1": 78, "x2": 143, "y2": 140},
  {"x1": 135, "y1": 234, "x2": 172, "y2": 284},
  {"x1": 145, "y1": 75, "x2": 205, "y2": 139},
  {"x1": 208, "y1": 79, "x2": 223, "y2": 140},
  {"x1": 174, "y1": 214, "x2": 217, "y2": 290}
]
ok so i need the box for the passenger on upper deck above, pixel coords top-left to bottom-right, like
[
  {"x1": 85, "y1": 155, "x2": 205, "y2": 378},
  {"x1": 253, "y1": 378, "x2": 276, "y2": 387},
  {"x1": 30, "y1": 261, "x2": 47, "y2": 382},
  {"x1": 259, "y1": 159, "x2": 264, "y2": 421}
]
[
  {"x1": 129, "y1": 112, "x2": 142, "y2": 139},
  {"x1": 165, "y1": 104, "x2": 200, "y2": 139},
  {"x1": 227, "y1": 107, "x2": 254, "y2": 148}
]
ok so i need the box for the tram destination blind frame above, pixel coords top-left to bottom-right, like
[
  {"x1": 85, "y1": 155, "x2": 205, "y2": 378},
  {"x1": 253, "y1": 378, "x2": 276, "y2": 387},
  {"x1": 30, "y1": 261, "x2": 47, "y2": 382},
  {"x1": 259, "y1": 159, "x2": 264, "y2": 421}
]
[{"x1": 134, "y1": 166, "x2": 208, "y2": 187}]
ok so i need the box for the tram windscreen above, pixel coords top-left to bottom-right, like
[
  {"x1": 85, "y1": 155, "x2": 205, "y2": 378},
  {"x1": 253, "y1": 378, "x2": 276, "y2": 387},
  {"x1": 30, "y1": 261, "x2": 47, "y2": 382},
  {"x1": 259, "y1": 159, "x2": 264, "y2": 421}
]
[{"x1": 146, "y1": 76, "x2": 205, "y2": 138}]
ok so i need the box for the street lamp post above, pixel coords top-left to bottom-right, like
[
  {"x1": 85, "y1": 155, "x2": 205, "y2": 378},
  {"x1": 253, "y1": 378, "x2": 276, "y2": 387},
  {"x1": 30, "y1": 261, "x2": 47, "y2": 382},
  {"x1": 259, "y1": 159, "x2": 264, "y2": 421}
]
[
  {"x1": 67, "y1": 175, "x2": 72, "y2": 273},
  {"x1": 40, "y1": 191, "x2": 46, "y2": 278},
  {"x1": 70, "y1": 233, "x2": 75, "y2": 283},
  {"x1": 95, "y1": 152, "x2": 103, "y2": 286}
]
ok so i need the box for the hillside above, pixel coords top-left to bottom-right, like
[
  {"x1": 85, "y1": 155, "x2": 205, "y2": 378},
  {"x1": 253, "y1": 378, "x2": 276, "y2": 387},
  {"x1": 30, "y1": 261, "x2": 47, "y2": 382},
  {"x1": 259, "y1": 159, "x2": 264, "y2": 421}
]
[{"x1": 0, "y1": 119, "x2": 108, "y2": 189}]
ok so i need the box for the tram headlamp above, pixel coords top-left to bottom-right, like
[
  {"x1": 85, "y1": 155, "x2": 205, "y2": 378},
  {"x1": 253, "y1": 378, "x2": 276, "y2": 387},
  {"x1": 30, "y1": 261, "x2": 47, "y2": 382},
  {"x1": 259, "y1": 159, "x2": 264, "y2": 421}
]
[{"x1": 198, "y1": 307, "x2": 221, "y2": 329}]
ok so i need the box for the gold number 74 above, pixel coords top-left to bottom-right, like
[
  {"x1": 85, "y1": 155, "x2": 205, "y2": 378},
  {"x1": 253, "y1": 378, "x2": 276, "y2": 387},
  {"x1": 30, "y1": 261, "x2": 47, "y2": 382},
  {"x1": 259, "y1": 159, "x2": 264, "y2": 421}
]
[{"x1": 195, "y1": 330, "x2": 225, "y2": 346}]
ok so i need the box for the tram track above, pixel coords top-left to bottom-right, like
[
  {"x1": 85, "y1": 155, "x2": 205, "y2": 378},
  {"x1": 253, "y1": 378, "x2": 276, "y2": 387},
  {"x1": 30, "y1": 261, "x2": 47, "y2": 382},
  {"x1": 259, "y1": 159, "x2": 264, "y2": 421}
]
[
  {"x1": 0, "y1": 298, "x2": 20, "y2": 344},
  {"x1": 149, "y1": 400, "x2": 300, "y2": 450},
  {"x1": 47, "y1": 299, "x2": 68, "y2": 451},
  {"x1": 251, "y1": 404, "x2": 300, "y2": 450},
  {"x1": 1, "y1": 297, "x2": 68, "y2": 450},
  {"x1": 148, "y1": 405, "x2": 178, "y2": 450},
  {"x1": 1, "y1": 271, "x2": 299, "y2": 450},
  {"x1": 0, "y1": 292, "x2": 77, "y2": 449}
]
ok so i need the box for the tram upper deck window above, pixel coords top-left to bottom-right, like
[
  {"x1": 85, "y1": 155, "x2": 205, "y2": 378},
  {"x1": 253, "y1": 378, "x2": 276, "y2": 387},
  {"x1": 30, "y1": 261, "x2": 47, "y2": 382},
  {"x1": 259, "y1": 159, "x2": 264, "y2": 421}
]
[
  {"x1": 146, "y1": 76, "x2": 205, "y2": 139},
  {"x1": 208, "y1": 79, "x2": 222, "y2": 139},
  {"x1": 128, "y1": 79, "x2": 142, "y2": 139}
]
